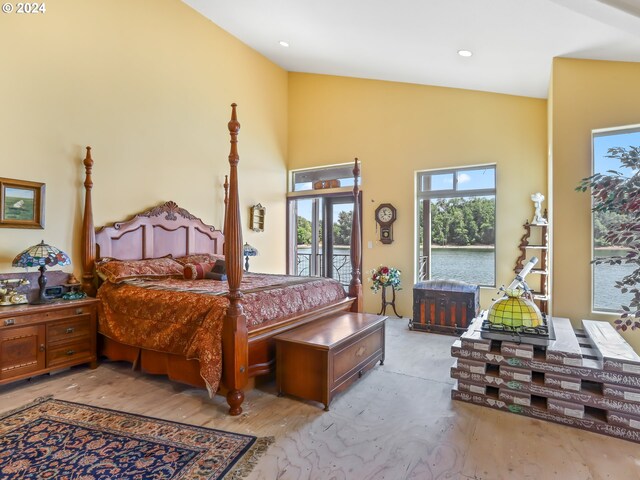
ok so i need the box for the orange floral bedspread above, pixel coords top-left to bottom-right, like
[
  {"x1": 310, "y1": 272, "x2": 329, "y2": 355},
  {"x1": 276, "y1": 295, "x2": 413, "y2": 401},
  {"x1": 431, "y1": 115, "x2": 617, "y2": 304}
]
[{"x1": 97, "y1": 273, "x2": 347, "y2": 395}]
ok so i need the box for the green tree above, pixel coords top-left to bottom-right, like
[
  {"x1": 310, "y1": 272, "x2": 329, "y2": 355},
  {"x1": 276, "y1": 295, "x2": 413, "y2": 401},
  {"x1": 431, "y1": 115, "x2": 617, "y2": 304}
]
[
  {"x1": 333, "y1": 210, "x2": 352, "y2": 245},
  {"x1": 297, "y1": 216, "x2": 312, "y2": 245},
  {"x1": 577, "y1": 145, "x2": 640, "y2": 331}
]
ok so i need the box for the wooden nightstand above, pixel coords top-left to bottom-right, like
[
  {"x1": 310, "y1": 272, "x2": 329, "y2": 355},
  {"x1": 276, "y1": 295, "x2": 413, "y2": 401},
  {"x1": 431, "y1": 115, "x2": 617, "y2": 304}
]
[{"x1": 0, "y1": 298, "x2": 99, "y2": 385}]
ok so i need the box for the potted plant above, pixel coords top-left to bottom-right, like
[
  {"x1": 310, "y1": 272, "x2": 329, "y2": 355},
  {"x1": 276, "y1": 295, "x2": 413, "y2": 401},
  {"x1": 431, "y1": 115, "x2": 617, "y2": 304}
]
[{"x1": 576, "y1": 146, "x2": 640, "y2": 331}]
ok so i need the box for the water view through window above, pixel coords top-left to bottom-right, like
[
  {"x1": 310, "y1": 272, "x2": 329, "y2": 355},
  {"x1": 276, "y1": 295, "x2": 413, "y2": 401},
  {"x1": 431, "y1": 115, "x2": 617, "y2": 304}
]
[
  {"x1": 417, "y1": 166, "x2": 496, "y2": 286},
  {"x1": 592, "y1": 127, "x2": 640, "y2": 312}
]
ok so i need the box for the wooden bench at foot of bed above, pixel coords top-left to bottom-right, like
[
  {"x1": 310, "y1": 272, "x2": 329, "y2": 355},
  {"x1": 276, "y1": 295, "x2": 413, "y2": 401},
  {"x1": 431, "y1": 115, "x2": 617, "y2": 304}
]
[{"x1": 275, "y1": 312, "x2": 387, "y2": 410}]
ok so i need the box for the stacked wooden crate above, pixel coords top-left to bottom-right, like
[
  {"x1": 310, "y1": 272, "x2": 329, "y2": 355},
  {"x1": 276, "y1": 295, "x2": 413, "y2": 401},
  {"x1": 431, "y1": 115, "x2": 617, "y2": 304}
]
[{"x1": 451, "y1": 313, "x2": 640, "y2": 443}]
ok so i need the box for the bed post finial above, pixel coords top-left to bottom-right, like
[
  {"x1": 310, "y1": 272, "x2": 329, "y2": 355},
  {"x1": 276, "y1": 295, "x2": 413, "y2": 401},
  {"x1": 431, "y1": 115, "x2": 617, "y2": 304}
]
[
  {"x1": 223, "y1": 103, "x2": 248, "y2": 416},
  {"x1": 349, "y1": 157, "x2": 363, "y2": 312},
  {"x1": 82, "y1": 146, "x2": 97, "y2": 297}
]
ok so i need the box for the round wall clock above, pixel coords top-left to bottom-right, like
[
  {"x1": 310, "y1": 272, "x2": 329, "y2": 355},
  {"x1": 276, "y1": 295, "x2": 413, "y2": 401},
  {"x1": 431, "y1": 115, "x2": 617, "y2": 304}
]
[{"x1": 375, "y1": 203, "x2": 397, "y2": 244}]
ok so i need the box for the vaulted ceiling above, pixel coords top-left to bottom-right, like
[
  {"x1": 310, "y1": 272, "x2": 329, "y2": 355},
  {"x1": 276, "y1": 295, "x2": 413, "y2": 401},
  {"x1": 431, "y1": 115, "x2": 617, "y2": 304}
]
[{"x1": 183, "y1": 0, "x2": 640, "y2": 98}]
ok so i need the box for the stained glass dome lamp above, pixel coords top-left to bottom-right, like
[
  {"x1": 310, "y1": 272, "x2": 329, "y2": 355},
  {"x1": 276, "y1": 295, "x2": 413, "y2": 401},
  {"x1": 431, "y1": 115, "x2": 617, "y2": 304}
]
[
  {"x1": 481, "y1": 257, "x2": 553, "y2": 346},
  {"x1": 13, "y1": 240, "x2": 71, "y2": 304}
]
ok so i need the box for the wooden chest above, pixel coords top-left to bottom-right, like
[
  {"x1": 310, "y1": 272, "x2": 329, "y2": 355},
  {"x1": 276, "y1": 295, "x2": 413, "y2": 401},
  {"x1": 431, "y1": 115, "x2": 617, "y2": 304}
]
[
  {"x1": 410, "y1": 280, "x2": 479, "y2": 335},
  {"x1": 275, "y1": 312, "x2": 386, "y2": 410}
]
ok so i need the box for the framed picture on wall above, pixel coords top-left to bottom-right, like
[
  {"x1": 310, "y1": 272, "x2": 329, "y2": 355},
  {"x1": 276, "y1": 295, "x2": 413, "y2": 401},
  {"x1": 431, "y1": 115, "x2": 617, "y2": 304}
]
[{"x1": 0, "y1": 177, "x2": 45, "y2": 229}]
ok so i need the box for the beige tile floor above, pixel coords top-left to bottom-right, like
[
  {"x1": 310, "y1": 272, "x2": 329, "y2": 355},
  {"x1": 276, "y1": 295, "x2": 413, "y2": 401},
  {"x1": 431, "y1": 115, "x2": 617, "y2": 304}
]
[{"x1": 1, "y1": 318, "x2": 639, "y2": 480}]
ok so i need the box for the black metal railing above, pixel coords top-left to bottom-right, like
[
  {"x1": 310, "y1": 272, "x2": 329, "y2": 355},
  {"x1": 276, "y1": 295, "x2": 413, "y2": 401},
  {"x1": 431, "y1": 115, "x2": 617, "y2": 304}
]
[{"x1": 296, "y1": 252, "x2": 352, "y2": 286}]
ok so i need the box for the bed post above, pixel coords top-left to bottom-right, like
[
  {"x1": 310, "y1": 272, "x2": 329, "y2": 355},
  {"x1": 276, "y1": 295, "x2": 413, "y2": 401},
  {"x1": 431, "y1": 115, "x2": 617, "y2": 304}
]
[
  {"x1": 82, "y1": 146, "x2": 97, "y2": 297},
  {"x1": 349, "y1": 158, "x2": 363, "y2": 312},
  {"x1": 223, "y1": 174, "x2": 229, "y2": 256},
  {"x1": 222, "y1": 104, "x2": 248, "y2": 415}
]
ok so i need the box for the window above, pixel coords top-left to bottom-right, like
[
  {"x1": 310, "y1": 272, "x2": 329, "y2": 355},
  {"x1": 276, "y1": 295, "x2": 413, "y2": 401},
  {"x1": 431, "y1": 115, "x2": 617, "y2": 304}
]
[
  {"x1": 592, "y1": 125, "x2": 640, "y2": 312},
  {"x1": 291, "y1": 165, "x2": 355, "y2": 192},
  {"x1": 417, "y1": 165, "x2": 496, "y2": 286},
  {"x1": 288, "y1": 164, "x2": 361, "y2": 287}
]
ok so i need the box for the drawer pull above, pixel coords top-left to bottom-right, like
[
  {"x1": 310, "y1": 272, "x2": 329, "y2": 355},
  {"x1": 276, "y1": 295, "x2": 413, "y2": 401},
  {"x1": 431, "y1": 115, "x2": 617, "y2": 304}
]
[
  {"x1": 66, "y1": 327, "x2": 75, "y2": 334},
  {"x1": 66, "y1": 350, "x2": 75, "y2": 356},
  {"x1": 356, "y1": 346, "x2": 366, "y2": 357},
  {"x1": 4, "y1": 318, "x2": 15, "y2": 326},
  {"x1": 75, "y1": 308, "x2": 83, "y2": 315},
  {"x1": 40, "y1": 344, "x2": 45, "y2": 352}
]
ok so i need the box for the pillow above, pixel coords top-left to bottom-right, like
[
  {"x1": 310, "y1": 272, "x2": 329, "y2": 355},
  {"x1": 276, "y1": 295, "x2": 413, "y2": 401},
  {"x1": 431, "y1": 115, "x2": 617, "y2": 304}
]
[
  {"x1": 174, "y1": 253, "x2": 224, "y2": 266},
  {"x1": 96, "y1": 257, "x2": 184, "y2": 283},
  {"x1": 205, "y1": 271, "x2": 227, "y2": 281},
  {"x1": 212, "y1": 259, "x2": 226, "y2": 275},
  {"x1": 183, "y1": 262, "x2": 216, "y2": 280}
]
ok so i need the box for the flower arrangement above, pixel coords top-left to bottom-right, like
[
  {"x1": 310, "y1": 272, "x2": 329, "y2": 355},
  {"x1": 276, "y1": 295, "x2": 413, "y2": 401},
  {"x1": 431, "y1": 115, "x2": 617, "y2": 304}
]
[{"x1": 369, "y1": 265, "x2": 401, "y2": 293}]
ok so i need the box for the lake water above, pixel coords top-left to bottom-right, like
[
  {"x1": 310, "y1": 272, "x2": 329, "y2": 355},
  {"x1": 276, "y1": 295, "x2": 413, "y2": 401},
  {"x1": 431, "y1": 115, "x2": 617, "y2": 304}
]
[
  {"x1": 594, "y1": 249, "x2": 634, "y2": 312},
  {"x1": 431, "y1": 248, "x2": 495, "y2": 286}
]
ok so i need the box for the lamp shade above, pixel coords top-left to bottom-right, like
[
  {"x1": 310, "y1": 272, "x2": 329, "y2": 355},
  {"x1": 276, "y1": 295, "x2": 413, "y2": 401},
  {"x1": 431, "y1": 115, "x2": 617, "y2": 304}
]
[
  {"x1": 243, "y1": 243, "x2": 258, "y2": 257},
  {"x1": 12, "y1": 240, "x2": 71, "y2": 268}
]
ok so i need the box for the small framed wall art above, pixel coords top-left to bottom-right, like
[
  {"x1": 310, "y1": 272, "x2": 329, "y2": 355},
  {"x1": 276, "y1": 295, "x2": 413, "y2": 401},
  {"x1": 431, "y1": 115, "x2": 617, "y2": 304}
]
[{"x1": 0, "y1": 177, "x2": 45, "y2": 229}]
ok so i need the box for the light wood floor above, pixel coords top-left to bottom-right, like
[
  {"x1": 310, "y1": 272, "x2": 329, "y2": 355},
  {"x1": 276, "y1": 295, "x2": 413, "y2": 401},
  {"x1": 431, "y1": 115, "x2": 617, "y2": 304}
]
[{"x1": 1, "y1": 318, "x2": 639, "y2": 480}]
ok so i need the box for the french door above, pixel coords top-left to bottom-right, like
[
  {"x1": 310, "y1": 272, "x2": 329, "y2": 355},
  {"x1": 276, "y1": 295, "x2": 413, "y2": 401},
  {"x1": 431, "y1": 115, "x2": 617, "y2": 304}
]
[{"x1": 287, "y1": 193, "x2": 359, "y2": 287}]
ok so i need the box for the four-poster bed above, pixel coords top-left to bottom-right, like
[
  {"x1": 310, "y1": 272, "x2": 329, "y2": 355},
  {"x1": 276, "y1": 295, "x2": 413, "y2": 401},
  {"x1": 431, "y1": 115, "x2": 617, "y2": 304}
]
[{"x1": 80, "y1": 104, "x2": 363, "y2": 415}]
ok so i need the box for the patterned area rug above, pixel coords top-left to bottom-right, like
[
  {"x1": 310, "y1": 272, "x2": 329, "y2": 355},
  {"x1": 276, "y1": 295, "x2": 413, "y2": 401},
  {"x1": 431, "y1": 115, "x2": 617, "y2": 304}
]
[{"x1": 0, "y1": 397, "x2": 272, "y2": 479}]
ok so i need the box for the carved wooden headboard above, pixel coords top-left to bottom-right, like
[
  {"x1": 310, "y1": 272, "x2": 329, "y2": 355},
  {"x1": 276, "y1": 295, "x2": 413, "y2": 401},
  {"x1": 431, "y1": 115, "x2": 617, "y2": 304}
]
[{"x1": 94, "y1": 201, "x2": 224, "y2": 261}]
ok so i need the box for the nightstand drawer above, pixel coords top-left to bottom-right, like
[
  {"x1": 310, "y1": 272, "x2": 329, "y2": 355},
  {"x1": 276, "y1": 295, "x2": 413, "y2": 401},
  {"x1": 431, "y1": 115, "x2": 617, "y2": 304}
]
[
  {"x1": 47, "y1": 316, "x2": 91, "y2": 344},
  {"x1": 1, "y1": 305, "x2": 93, "y2": 328},
  {"x1": 47, "y1": 340, "x2": 93, "y2": 368}
]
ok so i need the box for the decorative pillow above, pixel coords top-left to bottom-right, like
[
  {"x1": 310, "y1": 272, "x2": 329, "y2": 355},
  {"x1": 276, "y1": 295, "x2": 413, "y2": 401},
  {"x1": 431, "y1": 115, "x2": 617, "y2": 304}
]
[
  {"x1": 96, "y1": 257, "x2": 184, "y2": 283},
  {"x1": 174, "y1": 253, "x2": 224, "y2": 266},
  {"x1": 183, "y1": 262, "x2": 216, "y2": 280},
  {"x1": 205, "y1": 271, "x2": 227, "y2": 281},
  {"x1": 212, "y1": 259, "x2": 226, "y2": 275}
]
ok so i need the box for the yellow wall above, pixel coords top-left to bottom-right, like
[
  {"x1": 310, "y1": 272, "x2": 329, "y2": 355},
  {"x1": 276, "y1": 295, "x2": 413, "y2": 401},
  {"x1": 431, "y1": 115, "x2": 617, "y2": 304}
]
[
  {"x1": 0, "y1": 0, "x2": 288, "y2": 277},
  {"x1": 288, "y1": 73, "x2": 548, "y2": 316},
  {"x1": 551, "y1": 58, "x2": 640, "y2": 351}
]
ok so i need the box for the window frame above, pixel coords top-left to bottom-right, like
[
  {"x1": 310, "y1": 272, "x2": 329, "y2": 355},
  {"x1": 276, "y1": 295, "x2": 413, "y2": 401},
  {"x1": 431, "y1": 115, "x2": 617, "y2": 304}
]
[
  {"x1": 416, "y1": 164, "x2": 497, "y2": 287},
  {"x1": 590, "y1": 124, "x2": 640, "y2": 314}
]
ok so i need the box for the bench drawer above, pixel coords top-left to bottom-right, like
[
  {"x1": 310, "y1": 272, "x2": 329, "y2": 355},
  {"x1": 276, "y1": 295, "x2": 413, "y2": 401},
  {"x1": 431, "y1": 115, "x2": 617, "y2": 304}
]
[{"x1": 333, "y1": 328, "x2": 384, "y2": 383}]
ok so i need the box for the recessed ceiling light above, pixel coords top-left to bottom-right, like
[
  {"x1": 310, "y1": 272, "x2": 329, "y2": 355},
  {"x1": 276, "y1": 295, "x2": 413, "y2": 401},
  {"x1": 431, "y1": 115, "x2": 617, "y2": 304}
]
[
  {"x1": 457, "y1": 50, "x2": 473, "y2": 57},
  {"x1": 279, "y1": 41, "x2": 290, "y2": 47}
]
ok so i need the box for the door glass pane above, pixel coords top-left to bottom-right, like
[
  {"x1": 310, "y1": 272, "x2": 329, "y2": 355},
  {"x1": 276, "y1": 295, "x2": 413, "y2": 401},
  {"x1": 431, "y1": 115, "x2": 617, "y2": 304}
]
[
  {"x1": 295, "y1": 198, "x2": 314, "y2": 276},
  {"x1": 429, "y1": 196, "x2": 495, "y2": 286},
  {"x1": 331, "y1": 202, "x2": 353, "y2": 286}
]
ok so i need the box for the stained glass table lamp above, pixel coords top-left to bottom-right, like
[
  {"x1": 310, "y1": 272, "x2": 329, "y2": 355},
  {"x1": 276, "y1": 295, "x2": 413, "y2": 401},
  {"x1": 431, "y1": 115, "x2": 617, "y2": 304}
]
[
  {"x1": 12, "y1": 240, "x2": 71, "y2": 304},
  {"x1": 243, "y1": 243, "x2": 258, "y2": 272}
]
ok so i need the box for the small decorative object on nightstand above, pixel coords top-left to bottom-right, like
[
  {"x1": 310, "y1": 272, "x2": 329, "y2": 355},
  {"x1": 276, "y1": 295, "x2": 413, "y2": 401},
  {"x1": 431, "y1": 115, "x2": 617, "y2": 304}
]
[
  {"x1": 12, "y1": 240, "x2": 71, "y2": 304},
  {"x1": 0, "y1": 278, "x2": 30, "y2": 305},
  {"x1": 250, "y1": 204, "x2": 265, "y2": 232},
  {"x1": 63, "y1": 272, "x2": 86, "y2": 300},
  {"x1": 243, "y1": 243, "x2": 258, "y2": 272}
]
